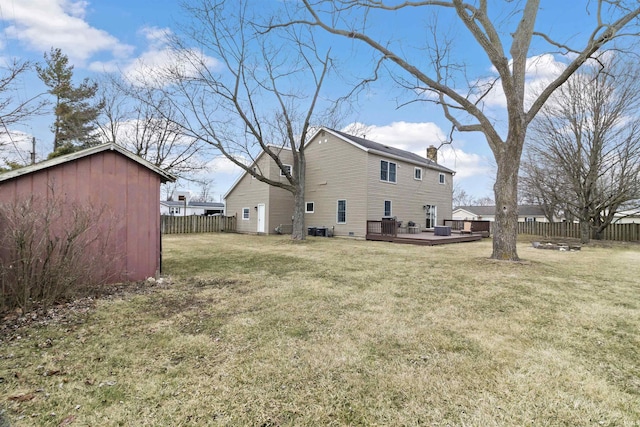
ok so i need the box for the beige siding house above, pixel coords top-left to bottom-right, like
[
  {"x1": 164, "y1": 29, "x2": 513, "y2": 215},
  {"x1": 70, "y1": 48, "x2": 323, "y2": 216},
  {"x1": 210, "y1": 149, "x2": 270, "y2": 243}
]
[
  {"x1": 225, "y1": 148, "x2": 295, "y2": 234},
  {"x1": 225, "y1": 127, "x2": 454, "y2": 237}
]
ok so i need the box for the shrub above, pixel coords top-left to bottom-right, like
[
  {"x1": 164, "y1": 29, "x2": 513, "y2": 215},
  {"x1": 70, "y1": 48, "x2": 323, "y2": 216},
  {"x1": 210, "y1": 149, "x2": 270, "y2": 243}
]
[{"x1": 0, "y1": 192, "x2": 118, "y2": 312}]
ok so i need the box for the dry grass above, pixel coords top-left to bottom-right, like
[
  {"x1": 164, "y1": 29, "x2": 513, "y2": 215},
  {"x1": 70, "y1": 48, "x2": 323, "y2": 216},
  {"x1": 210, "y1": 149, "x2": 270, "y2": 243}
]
[{"x1": 1, "y1": 233, "x2": 639, "y2": 426}]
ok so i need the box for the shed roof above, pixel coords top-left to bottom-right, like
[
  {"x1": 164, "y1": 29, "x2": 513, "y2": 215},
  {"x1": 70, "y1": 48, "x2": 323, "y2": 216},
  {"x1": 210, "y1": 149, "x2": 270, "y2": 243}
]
[{"x1": 0, "y1": 143, "x2": 176, "y2": 184}]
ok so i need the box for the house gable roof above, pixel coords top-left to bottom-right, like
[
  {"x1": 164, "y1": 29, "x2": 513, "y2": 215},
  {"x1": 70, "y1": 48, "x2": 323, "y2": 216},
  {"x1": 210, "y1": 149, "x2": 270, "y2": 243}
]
[
  {"x1": 223, "y1": 145, "x2": 292, "y2": 199},
  {"x1": 318, "y1": 127, "x2": 455, "y2": 174},
  {"x1": 0, "y1": 143, "x2": 177, "y2": 184},
  {"x1": 224, "y1": 126, "x2": 456, "y2": 198},
  {"x1": 452, "y1": 207, "x2": 478, "y2": 218}
]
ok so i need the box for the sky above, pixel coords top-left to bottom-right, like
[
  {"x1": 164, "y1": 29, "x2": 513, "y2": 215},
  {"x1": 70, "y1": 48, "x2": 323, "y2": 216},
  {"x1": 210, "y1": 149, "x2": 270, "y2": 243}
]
[{"x1": 0, "y1": 0, "x2": 628, "y2": 202}]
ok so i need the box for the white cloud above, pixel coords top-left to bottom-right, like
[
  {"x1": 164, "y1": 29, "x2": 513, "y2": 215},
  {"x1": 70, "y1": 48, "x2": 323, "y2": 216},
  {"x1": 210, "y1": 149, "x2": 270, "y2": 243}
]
[
  {"x1": 209, "y1": 156, "x2": 244, "y2": 175},
  {"x1": 478, "y1": 53, "x2": 567, "y2": 109},
  {"x1": 0, "y1": 130, "x2": 37, "y2": 165},
  {"x1": 115, "y1": 26, "x2": 220, "y2": 88},
  {"x1": 0, "y1": 0, "x2": 133, "y2": 63},
  {"x1": 437, "y1": 146, "x2": 492, "y2": 179},
  {"x1": 344, "y1": 121, "x2": 447, "y2": 153}
]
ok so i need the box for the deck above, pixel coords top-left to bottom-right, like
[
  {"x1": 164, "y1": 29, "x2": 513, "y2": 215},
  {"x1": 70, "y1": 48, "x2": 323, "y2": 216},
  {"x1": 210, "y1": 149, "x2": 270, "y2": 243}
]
[{"x1": 366, "y1": 219, "x2": 486, "y2": 246}]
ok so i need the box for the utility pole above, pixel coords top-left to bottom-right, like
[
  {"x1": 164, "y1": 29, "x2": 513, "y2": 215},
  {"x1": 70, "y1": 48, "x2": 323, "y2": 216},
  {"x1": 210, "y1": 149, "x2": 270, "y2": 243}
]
[{"x1": 30, "y1": 137, "x2": 36, "y2": 164}]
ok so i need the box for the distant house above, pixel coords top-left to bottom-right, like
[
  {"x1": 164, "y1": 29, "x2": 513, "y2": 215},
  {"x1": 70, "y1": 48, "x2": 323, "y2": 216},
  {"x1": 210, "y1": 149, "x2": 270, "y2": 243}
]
[
  {"x1": 160, "y1": 200, "x2": 225, "y2": 216},
  {"x1": 0, "y1": 143, "x2": 175, "y2": 282},
  {"x1": 453, "y1": 205, "x2": 551, "y2": 222},
  {"x1": 225, "y1": 127, "x2": 454, "y2": 237},
  {"x1": 612, "y1": 208, "x2": 640, "y2": 224}
]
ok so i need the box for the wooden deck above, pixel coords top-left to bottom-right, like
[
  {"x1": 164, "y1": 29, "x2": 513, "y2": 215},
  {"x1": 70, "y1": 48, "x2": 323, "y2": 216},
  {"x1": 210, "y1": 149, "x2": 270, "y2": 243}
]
[
  {"x1": 367, "y1": 230, "x2": 483, "y2": 246},
  {"x1": 366, "y1": 219, "x2": 488, "y2": 246}
]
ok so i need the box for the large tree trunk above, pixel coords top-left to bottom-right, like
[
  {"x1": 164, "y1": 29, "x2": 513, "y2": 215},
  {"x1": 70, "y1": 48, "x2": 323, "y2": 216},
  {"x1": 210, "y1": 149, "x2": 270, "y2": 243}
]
[
  {"x1": 291, "y1": 156, "x2": 306, "y2": 241},
  {"x1": 491, "y1": 139, "x2": 522, "y2": 261},
  {"x1": 580, "y1": 207, "x2": 591, "y2": 245},
  {"x1": 292, "y1": 186, "x2": 306, "y2": 240},
  {"x1": 579, "y1": 217, "x2": 591, "y2": 244}
]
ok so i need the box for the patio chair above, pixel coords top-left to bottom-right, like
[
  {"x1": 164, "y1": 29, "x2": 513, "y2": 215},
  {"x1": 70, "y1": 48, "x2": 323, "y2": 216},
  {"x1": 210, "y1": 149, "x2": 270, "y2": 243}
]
[{"x1": 461, "y1": 221, "x2": 473, "y2": 234}]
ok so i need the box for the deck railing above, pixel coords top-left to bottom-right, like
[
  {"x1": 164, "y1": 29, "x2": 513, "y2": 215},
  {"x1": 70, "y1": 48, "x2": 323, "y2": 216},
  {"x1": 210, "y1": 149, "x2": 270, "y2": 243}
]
[
  {"x1": 444, "y1": 220, "x2": 491, "y2": 235},
  {"x1": 366, "y1": 219, "x2": 398, "y2": 241}
]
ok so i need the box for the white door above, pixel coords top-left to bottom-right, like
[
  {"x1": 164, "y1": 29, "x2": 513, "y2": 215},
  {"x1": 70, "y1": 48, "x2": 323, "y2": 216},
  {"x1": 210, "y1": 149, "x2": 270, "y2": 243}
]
[{"x1": 257, "y1": 204, "x2": 266, "y2": 233}]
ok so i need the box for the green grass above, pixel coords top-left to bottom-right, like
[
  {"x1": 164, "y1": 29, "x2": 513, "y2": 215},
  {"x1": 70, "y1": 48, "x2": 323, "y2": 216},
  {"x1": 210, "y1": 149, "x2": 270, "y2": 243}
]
[{"x1": 2, "y1": 233, "x2": 640, "y2": 426}]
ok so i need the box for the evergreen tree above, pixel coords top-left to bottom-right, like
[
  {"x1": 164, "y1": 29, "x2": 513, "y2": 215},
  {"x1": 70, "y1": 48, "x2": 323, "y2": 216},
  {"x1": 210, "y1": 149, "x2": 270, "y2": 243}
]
[{"x1": 36, "y1": 48, "x2": 104, "y2": 156}]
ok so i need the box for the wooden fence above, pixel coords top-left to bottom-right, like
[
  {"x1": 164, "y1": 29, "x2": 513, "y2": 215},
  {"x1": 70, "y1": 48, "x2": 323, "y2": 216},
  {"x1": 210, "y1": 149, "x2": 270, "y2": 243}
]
[
  {"x1": 517, "y1": 221, "x2": 640, "y2": 242},
  {"x1": 161, "y1": 215, "x2": 237, "y2": 234}
]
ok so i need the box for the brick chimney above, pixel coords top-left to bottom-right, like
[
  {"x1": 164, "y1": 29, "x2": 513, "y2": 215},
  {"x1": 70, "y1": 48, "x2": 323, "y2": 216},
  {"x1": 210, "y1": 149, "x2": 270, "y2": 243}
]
[{"x1": 426, "y1": 145, "x2": 437, "y2": 163}]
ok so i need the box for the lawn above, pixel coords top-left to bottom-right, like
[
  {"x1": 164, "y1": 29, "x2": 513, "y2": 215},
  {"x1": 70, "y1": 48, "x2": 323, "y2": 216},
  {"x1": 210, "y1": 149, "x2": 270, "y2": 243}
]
[{"x1": 1, "y1": 233, "x2": 639, "y2": 426}]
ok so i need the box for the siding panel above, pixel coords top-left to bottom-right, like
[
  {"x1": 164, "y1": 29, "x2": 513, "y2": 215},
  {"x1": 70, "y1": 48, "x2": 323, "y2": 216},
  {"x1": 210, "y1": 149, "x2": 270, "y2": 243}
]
[{"x1": 304, "y1": 132, "x2": 368, "y2": 237}]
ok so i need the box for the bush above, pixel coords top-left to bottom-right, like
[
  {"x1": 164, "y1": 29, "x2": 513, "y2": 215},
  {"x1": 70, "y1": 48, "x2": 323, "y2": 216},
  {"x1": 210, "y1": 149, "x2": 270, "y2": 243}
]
[{"x1": 0, "y1": 193, "x2": 118, "y2": 312}]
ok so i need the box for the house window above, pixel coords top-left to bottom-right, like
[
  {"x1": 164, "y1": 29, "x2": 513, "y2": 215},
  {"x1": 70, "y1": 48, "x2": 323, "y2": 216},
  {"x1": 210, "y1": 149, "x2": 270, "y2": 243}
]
[
  {"x1": 380, "y1": 160, "x2": 397, "y2": 183},
  {"x1": 526, "y1": 217, "x2": 535, "y2": 222},
  {"x1": 337, "y1": 200, "x2": 347, "y2": 224},
  {"x1": 280, "y1": 164, "x2": 292, "y2": 177},
  {"x1": 306, "y1": 202, "x2": 315, "y2": 213},
  {"x1": 170, "y1": 207, "x2": 181, "y2": 215},
  {"x1": 439, "y1": 173, "x2": 445, "y2": 184},
  {"x1": 242, "y1": 208, "x2": 250, "y2": 220},
  {"x1": 414, "y1": 167, "x2": 422, "y2": 181},
  {"x1": 384, "y1": 200, "x2": 392, "y2": 217}
]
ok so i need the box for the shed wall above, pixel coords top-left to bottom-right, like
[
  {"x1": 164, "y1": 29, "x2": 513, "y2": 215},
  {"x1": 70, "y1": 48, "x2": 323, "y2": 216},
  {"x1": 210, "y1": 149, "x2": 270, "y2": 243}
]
[{"x1": 0, "y1": 151, "x2": 162, "y2": 282}]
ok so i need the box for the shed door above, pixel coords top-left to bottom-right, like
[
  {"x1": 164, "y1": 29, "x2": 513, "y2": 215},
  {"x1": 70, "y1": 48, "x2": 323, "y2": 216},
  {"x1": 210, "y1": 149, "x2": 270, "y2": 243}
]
[{"x1": 257, "y1": 204, "x2": 266, "y2": 233}]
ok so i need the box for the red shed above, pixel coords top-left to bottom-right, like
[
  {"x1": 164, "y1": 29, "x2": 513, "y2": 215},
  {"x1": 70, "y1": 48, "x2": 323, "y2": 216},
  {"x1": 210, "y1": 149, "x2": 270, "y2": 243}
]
[{"x1": 0, "y1": 143, "x2": 176, "y2": 283}]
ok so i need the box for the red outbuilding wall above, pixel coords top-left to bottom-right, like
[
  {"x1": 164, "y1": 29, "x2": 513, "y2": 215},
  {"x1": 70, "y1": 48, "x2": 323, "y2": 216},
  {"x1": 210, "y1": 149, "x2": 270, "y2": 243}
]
[{"x1": 0, "y1": 149, "x2": 167, "y2": 282}]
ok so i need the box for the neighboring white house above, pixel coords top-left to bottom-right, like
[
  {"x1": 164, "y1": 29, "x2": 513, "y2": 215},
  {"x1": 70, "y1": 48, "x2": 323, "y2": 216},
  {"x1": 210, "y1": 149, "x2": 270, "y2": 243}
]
[
  {"x1": 612, "y1": 208, "x2": 640, "y2": 224},
  {"x1": 160, "y1": 200, "x2": 225, "y2": 216},
  {"x1": 453, "y1": 205, "x2": 551, "y2": 222},
  {"x1": 160, "y1": 189, "x2": 225, "y2": 216}
]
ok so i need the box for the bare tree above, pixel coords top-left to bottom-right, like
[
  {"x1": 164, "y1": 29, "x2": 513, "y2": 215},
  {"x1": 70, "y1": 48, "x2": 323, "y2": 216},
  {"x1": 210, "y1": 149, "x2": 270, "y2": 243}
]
[
  {"x1": 96, "y1": 76, "x2": 211, "y2": 179},
  {"x1": 452, "y1": 184, "x2": 474, "y2": 207},
  {"x1": 276, "y1": 0, "x2": 640, "y2": 260},
  {"x1": 523, "y1": 58, "x2": 640, "y2": 243},
  {"x1": 473, "y1": 196, "x2": 495, "y2": 207},
  {"x1": 160, "y1": 0, "x2": 337, "y2": 240},
  {"x1": 519, "y1": 148, "x2": 567, "y2": 223},
  {"x1": 0, "y1": 59, "x2": 47, "y2": 164}
]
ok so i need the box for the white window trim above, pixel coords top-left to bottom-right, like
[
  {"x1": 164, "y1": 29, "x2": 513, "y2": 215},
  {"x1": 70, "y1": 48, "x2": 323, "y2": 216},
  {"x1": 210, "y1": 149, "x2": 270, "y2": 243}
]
[
  {"x1": 305, "y1": 201, "x2": 315, "y2": 213},
  {"x1": 384, "y1": 200, "x2": 392, "y2": 217},
  {"x1": 280, "y1": 164, "x2": 292, "y2": 177},
  {"x1": 242, "y1": 207, "x2": 250, "y2": 220},
  {"x1": 337, "y1": 199, "x2": 347, "y2": 224},
  {"x1": 439, "y1": 173, "x2": 446, "y2": 184},
  {"x1": 380, "y1": 160, "x2": 397, "y2": 184},
  {"x1": 414, "y1": 167, "x2": 423, "y2": 181}
]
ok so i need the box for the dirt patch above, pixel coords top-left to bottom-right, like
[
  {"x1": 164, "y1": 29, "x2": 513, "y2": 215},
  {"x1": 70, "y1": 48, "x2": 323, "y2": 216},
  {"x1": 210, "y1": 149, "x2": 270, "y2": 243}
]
[{"x1": 0, "y1": 278, "x2": 173, "y2": 341}]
